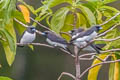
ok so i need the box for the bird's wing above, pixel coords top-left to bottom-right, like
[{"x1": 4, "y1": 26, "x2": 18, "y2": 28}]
[
  {"x1": 47, "y1": 34, "x2": 68, "y2": 44},
  {"x1": 70, "y1": 29, "x2": 94, "y2": 42}
]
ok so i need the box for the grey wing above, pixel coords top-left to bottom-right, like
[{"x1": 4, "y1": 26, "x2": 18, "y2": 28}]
[
  {"x1": 70, "y1": 29, "x2": 93, "y2": 42},
  {"x1": 47, "y1": 34, "x2": 68, "y2": 44}
]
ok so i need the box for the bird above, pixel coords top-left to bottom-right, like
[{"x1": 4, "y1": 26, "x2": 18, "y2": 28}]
[
  {"x1": 69, "y1": 27, "x2": 84, "y2": 38},
  {"x1": 41, "y1": 31, "x2": 72, "y2": 54},
  {"x1": 20, "y1": 26, "x2": 36, "y2": 46},
  {"x1": 69, "y1": 26, "x2": 103, "y2": 53}
]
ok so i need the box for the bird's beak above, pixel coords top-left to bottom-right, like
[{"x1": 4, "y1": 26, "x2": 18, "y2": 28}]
[
  {"x1": 32, "y1": 28, "x2": 36, "y2": 32},
  {"x1": 100, "y1": 27, "x2": 102, "y2": 30},
  {"x1": 41, "y1": 32, "x2": 46, "y2": 36}
]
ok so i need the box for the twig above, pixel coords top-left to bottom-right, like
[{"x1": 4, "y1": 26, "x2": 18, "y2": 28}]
[
  {"x1": 97, "y1": 24, "x2": 119, "y2": 37},
  {"x1": 101, "y1": 49, "x2": 120, "y2": 53},
  {"x1": 79, "y1": 59, "x2": 120, "y2": 79},
  {"x1": 30, "y1": 17, "x2": 51, "y2": 31},
  {"x1": 16, "y1": 43, "x2": 54, "y2": 48},
  {"x1": 14, "y1": 18, "x2": 28, "y2": 27},
  {"x1": 59, "y1": 48, "x2": 75, "y2": 58},
  {"x1": 58, "y1": 72, "x2": 75, "y2": 80},
  {"x1": 95, "y1": 36, "x2": 120, "y2": 42},
  {"x1": 79, "y1": 53, "x2": 97, "y2": 58},
  {"x1": 79, "y1": 56, "x2": 95, "y2": 60},
  {"x1": 100, "y1": 12, "x2": 120, "y2": 26}
]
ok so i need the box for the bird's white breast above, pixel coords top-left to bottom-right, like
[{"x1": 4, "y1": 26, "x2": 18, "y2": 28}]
[
  {"x1": 46, "y1": 38, "x2": 67, "y2": 49},
  {"x1": 76, "y1": 31, "x2": 97, "y2": 42},
  {"x1": 20, "y1": 31, "x2": 36, "y2": 44}
]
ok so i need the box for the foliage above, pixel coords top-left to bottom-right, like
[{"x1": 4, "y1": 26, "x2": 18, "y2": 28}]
[
  {"x1": 19, "y1": 0, "x2": 120, "y2": 80},
  {"x1": 0, "y1": 0, "x2": 120, "y2": 80}
]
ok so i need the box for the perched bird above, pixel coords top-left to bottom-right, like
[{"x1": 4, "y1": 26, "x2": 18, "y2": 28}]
[
  {"x1": 41, "y1": 31, "x2": 72, "y2": 54},
  {"x1": 69, "y1": 27, "x2": 84, "y2": 38},
  {"x1": 20, "y1": 26, "x2": 36, "y2": 45},
  {"x1": 70, "y1": 26, "x2": 103, "y2": 53}
]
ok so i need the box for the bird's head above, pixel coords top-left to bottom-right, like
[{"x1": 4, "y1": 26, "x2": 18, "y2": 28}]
[
  {"x1": 68, "y1": 28, "x2": 84, "y2": 35},
  {"x1": 27, "y1": 26, "x2": 36, "y2": 33},
  {"x1": 92, "y1": 25, "x2": 102, "y2": 32},
  {"x1": 68, "y1": 30, "x2": 75, "y2": 35},
  {"x1": 41, "y1": 31, "x2": 50, "y2": 36}
]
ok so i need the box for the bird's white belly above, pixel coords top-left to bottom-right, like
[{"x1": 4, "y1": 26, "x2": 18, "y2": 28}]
[
  {"x1": 46, "y1": 38, "x2": 67, "y2": 49},
  {"x1": 20, "y1": 32, "x2": 36, "y2": 44}
]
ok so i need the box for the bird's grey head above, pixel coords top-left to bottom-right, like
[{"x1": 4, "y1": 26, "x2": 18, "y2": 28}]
[
  {"x1": 91, "y1": 25, "x2": 102, "y2": 32},
  {"x1": 69, "y1": 28, "x2": 84, "y2": 35},
  {"x1": 27, "y1": 26, "x2": 36, "y2": 33},
  {"x1": 41, "y1": 31, "x2": 52, "y2": 37}
]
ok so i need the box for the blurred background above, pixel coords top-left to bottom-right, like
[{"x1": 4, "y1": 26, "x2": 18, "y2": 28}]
[{"x1": 0, "y1": 0, "x2": 120, "y2": 80}]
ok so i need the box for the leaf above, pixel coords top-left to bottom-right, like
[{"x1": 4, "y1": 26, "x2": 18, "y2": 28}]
[
  {"x1": 17, "y1": 4, "x2": 30, "y2": 23},
  {"x1": 61, "y1": 12, "x2": 74, "y2": 32},
  {"x1": 100, "y1": 6, "x2": 120, "y2": 13},
  {"x1": 50, "y1": 7, "x2": 70, "y2": 33},
  {"x1": 0, "y1": 76, "x2": 13, "y2": 80},
  {"x1": 103, "y1": 0, "x2": 117, "y2": 4},
  {"x1": 88, "y1": 54, "x2": 108, "y2": 80},
  {"x1": 77, "y1": 5, "x2": 96, "y2": 26},
  {"x1": 35, "y1": 0, "x2": 72, "y2": 13},
  {"x1": 13, "y1": 10, "x2": 26, "y2": 35},
  {"x1": 0, "y1": 20, "x2": 16, "y2": 66},
  {"x1": 109, "y1": 58, "x2": 115, "y2": 80}
]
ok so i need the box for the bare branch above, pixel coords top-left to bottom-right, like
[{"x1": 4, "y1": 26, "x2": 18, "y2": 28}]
[
  {"x1": 30, "y1": 17, "x2": 51, "y2": 31},
  {"x1": 79, "y1": 53, "x2": 97, "y2": 58},
  {"x1": 59, "y1": 48, "x2": 75, "y2": 58},
  {"x1": 95, "y1": 36, "x2": 120, "y2": 42},
  {"x1": 58, "y1": 72, "x2": 75, "y2": 80},
  {"x1": 100, "y1": 12, "x2": 120, "y2": 26},
  {"x1": 97, "y1": 24, "x2": 119, "y2": 37},
  {"x1": 16, "y1": 43, "x2": 54, "y2": 48},
  {"x1": 79, "y1": 59, "x2": 120, "y2": 79},
  {"x1": 14, "y1": 18, "x2": 28, "y2": 28},
  {"x1": 101, "y1": 49, "x2": 120, "y2": 53}
]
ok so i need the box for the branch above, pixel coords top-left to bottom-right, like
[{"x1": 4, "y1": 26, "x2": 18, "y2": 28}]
[
  {"x1": 59, "y1": 48, "x2": 75, "y2": 58},
  {"x1": 100, "y1": 12, "x2": 120, "y2": 26},
  {"x1": 14, "y1": 18, "x2": 28, "y2": 27},
  {"x1": 95, "y1": 36, "x2": 120, "y2": 42},
  {"x1": 74, "y1": 46, "x2": 81, "y2": 80},
  {"x1": 58, "y1": 72, "x2": 75, "y2": 80},
  {"x1": 97, "y1": 24, "x2": 119, "y2": 37},
  {"x1": 16, "y1": 43, "x2": 54, "y2": 48},
  {"x1": 79, "y1": 59, "x2": 120, "y2": 79},
  {"x1": 101, "y1": 49, "x2": 120, "y2": 53},
  {"x1": 30, "y1": 17, "x2": 52, "y2": 31}
]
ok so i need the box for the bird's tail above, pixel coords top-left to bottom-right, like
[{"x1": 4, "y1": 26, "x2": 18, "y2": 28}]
[
  {"x1": 90, "y1": 44, "x2": 100, "y2": 54},
  {"x1": 95, "y1": 44, "x2": 106, "y2": 50},
  {"x1": 66, "y1": 47, "x2": 73, "y2": 54}
]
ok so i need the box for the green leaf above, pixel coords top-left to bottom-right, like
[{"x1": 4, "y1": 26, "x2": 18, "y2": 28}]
[
  {"x1": 77, "y1": 5, "x2": 96, "y2": 26},
  {"x1": 13, "y1": 10, "x2": 26, "y2": 35},
  {"x1": 50, "y1": 7, "x2": 70, "y2": 33},
  {"x1": 109, "y1": 54, "x2": 120, "y2": 80},
  {"x1": 88, "y1": 54, "x2": 108, "y2": 80},
  {"x1": 0, "y1": 20, "x2": 16, "y2": 66},
  {"x1": 35, "y1": 0, "x2": 72, "y2": 13},
  {"x1": 103, "y1": 0, "x2": 117, "y2": 4},
  {"x1": 0, "y1": 76, "x2": 13, "y2": 80},
  {"x1": 109, "y1": 57, "x2": 115, "y2": 80},
  {"x1": 100, "y1": 6, "x2": 120, "y2": 13},
  {"x1": 61, "y1": 12, "x2": 74, "y2": 32}
]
